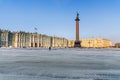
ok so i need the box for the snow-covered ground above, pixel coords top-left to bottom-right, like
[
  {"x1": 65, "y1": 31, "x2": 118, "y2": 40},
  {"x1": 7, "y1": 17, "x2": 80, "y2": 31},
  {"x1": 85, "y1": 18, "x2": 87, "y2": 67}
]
[{"x1": 0, "y1": 48, "x2": 120, "y2": 80}]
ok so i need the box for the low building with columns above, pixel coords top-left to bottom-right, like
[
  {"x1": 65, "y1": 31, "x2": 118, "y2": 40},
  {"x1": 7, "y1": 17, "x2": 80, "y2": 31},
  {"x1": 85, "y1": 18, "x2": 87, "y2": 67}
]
[
  {"x1": 68, "y1": 38, "x2": 113, "y2": 48},
  {"x1": 51, "y1": 36, "x2": 68, "y2": 48},
  {"x1": 41, "y1": 34, "x2": 51, "y2": 48},
  {"x1": 0, "y1": 30, "x2": 8, "y2": 47},
  {"x1": 81, "y1": 38, "x2": 112, "y2": 48},
  {"x1": 0, "y1": 29, "x2": 68, "y2": 48}
]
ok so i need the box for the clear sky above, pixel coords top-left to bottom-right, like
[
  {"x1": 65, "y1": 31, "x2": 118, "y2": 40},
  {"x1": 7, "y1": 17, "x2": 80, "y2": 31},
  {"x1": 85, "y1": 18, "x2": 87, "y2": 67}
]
[{"x1": 0, "y1": 0, "x2": 120, "y2": 43}]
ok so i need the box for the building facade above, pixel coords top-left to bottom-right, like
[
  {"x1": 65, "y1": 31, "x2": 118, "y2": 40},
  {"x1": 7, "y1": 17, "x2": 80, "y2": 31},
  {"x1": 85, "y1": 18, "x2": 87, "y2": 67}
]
[
  {"x1": 68, "y1": 38, "x2": 112, "y2": 48},
  {"x1": 81, "y1": 38, "x2": 112, "y2": 48},
  {"x1": 115, "y1": 43, "x2": 120, "y2": 48},
  {"x1": 68, "y1": 40, "x2": 74, "y2": 48},
  {"x1": 0, "y1": 30, "x2": 9, "y2": 47},
  {"x1": 0, "y1": 29, "x2": 68, "y2": 48}
]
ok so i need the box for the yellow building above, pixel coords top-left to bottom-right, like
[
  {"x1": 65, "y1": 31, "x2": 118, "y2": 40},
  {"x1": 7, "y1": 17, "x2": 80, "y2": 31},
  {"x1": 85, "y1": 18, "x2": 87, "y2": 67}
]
[
  {"x1": 68, "y1": 40, "x2": 74, "y2": 48},
  {"x1": 68, "y1": 38, "x2": 112, "y2": 48},
  {"x1": 51, "y1": 36, "x2": 68, "y2": 48},
  {"x1": 81, "y1": 38, "x2": 112, "y2": 48}
]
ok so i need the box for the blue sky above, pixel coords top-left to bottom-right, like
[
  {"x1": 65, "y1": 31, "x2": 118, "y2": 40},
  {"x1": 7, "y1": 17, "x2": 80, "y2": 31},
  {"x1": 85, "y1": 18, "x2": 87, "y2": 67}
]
[{"x1": 0, "y1": 0, "x2": 120, "y2": 43}]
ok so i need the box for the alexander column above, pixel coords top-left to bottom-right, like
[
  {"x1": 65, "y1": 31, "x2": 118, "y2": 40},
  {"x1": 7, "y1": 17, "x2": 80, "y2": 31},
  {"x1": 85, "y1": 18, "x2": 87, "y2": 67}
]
[{"x1": 74, "y1": 13, "x2": 81, "y2": 47}]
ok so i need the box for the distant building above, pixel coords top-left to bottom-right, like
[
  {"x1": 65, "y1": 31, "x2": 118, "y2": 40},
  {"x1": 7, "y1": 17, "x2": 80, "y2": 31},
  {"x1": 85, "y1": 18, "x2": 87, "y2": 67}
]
[
  {"x1": 0, "y1": 29, "x2": 68, "y2": 48},
  {"x1": 68, "y1": 38, "x2": 112, "y2": 48},
  {"x1": 81, "y1": 38, "x2": 112, "y2": 48},
  {"x1": 115, "y1": 43, "x2": 120, "y2": 48},
  {"x1": 0, "y1": 30, "x2": 9, "y2": 47}
]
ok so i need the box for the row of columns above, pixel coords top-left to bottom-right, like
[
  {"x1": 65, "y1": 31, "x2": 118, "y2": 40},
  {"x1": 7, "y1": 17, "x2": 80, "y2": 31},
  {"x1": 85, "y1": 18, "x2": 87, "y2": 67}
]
[{"x1": 12, "y1": 32, "x2": 68, "y2": 48}]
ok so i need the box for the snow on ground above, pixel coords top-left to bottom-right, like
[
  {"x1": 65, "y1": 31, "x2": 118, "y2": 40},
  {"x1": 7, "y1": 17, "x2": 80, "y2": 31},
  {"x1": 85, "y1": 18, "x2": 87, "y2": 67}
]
[{"x1": 0, "y1": 48, "x2": 120, "y2": 80}]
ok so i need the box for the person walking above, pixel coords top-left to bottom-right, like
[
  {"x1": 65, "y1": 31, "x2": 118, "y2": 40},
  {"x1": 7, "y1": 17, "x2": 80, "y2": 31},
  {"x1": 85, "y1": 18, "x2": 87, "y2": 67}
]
[{"x1": 49, "y1": 46, "x2": 51, "y2": 51}]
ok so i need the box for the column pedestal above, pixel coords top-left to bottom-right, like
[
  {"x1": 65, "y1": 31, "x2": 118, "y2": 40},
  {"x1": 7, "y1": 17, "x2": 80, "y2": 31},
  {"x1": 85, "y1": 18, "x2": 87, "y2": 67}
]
[{"x1": 74, "y1": 41, "x2": 81, "y2": 48}]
